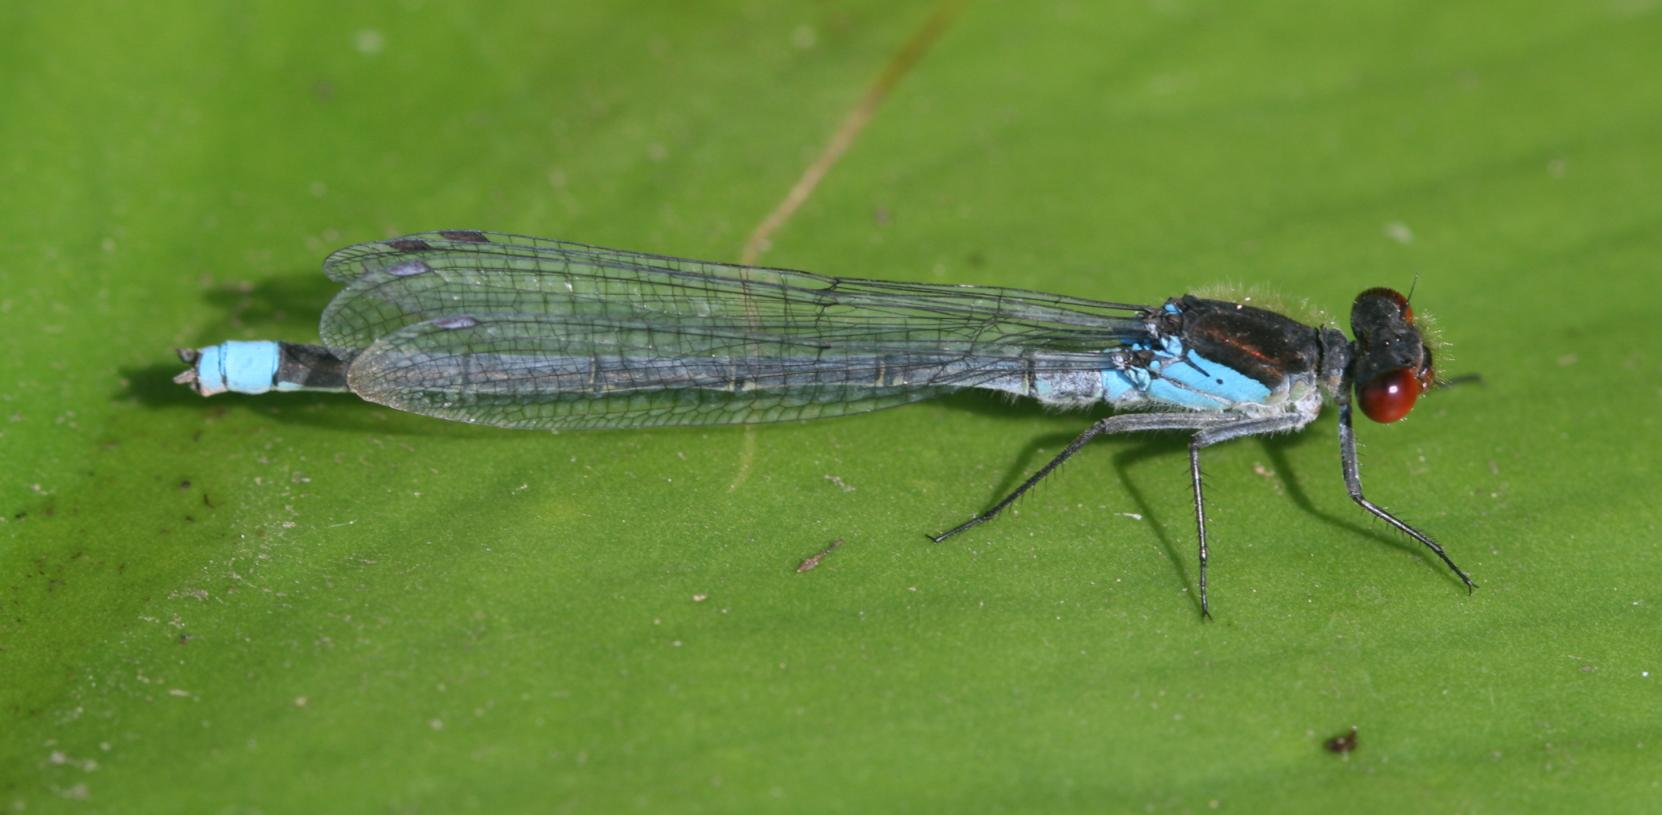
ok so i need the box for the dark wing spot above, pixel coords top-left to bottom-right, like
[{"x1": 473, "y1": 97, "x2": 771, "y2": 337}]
[
  {"x1": 386, "y1": 238, "x2": 432, "y2": 252},
  {"x1": 438, "y1": 230, "x2": 489, "y2": 243}
]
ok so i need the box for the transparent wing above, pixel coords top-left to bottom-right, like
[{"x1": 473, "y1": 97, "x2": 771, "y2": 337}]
[
  {"x1": 321, "y1": 231, "x2": 1157, "y2": 430},
  {"x1": 346, "y1": 315, "x2": 961, "y2": 429}
]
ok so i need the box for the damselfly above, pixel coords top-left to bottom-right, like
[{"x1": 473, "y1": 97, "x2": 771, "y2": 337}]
[{"x1": 175, "y1": 230, "x2": 1475, "y2": 616}]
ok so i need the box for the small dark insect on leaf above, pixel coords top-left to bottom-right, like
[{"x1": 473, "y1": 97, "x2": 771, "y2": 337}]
[
  {"x1": 1323, "y1": 726, "x2": 1359, "y2": 754},
  {"x1": 796, "y1": 539, "x2": 844, "y2": 573}
]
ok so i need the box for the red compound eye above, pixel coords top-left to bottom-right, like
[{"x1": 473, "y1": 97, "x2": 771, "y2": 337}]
[{"x1": 1358, "y1": 368, "x2": 1422, "y2": 423}]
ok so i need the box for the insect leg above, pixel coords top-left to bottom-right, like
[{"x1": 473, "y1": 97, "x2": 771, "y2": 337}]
[
  {"x1": 1335, "y1": 394, "x2": 1477, "y2": 591},
  {"x1": 931, "y1": 412, "x2": 1230, "y2": 543},
  {"x1": 1188, "y1": 413, "x2": 1314, "y2": 618}
]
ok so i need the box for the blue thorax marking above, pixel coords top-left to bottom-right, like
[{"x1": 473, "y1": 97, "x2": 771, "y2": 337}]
[{"x1": 1101, "y1": 332, "x2": 1273, "y2": 411}]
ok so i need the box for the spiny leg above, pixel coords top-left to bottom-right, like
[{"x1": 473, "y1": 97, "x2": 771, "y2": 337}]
[
  {"x1": 1187, "y1": 414, "x2": 1313, "y2": 618},
  {"x1": 931, "y1": 412, "x2": 1231, "y2": 544},
  {"x1": 1187, "y1": 438, "x2": 1210, "y2": 618},
  {"x1": 1336, "y1": 397, "x2": 1477, "y2": 591}
]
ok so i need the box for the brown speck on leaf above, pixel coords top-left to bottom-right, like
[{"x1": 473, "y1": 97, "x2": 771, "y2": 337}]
[
  {"x1": 796, "y1": 539, "x2": 844, "y2": 573},
  {"x1": 1323, "y1": 726, "x2": 1359, "y2": 754}
]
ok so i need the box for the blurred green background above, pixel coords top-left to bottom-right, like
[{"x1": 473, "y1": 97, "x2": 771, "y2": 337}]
[{"x1": 3, "y1": 1, "x2": 1659, "y2": 812}]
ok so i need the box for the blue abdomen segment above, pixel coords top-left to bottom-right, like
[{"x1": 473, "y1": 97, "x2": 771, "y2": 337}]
[
  {"x1": 178, "y1": 341, "x2": 350, "y2": 396},
  {"x1": 191, "y1": 341, "x2": 289, "y2": 396},
  {"x1": 1102, "y1": 334, "x2": 1273, "y2": 411}
]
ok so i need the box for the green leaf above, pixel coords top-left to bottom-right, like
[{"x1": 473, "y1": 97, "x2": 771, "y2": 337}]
[{"x1": 4, "y1": 1, "x2": 1659, "y2": 811}]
